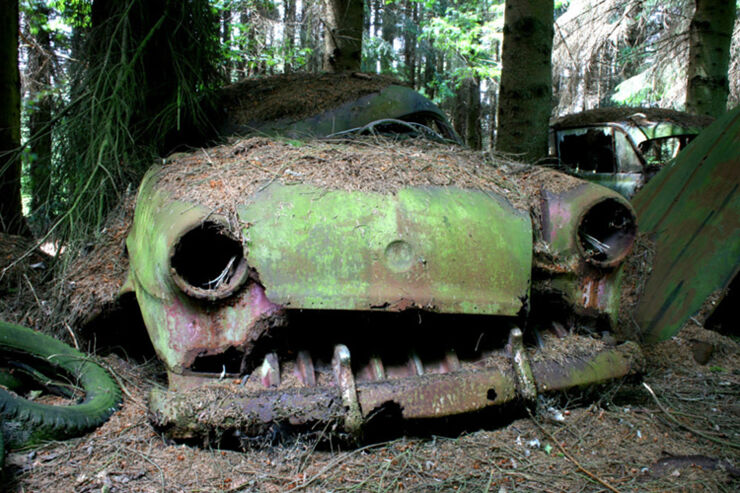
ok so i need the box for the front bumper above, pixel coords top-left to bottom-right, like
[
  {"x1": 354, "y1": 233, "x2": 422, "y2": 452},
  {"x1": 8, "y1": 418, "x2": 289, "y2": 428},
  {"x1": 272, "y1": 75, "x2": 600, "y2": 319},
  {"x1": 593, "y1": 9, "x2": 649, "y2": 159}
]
[{"x1": 149, "y1": 328, "x2": 643, "y2": 441}]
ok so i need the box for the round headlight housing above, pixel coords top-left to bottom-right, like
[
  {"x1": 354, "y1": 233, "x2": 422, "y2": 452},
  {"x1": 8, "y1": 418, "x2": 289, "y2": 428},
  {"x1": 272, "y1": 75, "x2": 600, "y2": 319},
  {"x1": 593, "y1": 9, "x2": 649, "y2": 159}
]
[
  {"x1": 170, "y1": 220, "x2": 249, "y2": 300},
  {"x1": 577, "y1": 198, "x2": 637, "y2": 268}
]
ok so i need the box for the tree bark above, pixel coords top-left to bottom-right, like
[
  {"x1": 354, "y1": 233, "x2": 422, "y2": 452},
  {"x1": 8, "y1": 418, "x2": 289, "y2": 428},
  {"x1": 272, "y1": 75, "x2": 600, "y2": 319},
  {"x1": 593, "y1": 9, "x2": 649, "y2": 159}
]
[
  {"x1": 26, "y1": 3, "x2": 53, "y2": 217},
  {"x1": 452, "y1": 77, "x2": 482, "y2": 150},
  {"x1": 380, "y1": 3, "x2": 396, "y2": 73},
  {"x1": 284, "y1": 0, "x2": 296, "y2": 72},
  {"x1": 495, "y1": 0, "x2": 553, "y2": 161},
  {"x1": 403, "y1": 0, "x2": 418, "y2": 87},
  {"x1": 323, "y1": 0, "x2": 364, "y2": 72},
  {"x1": 686, "y1": 0, "x2": 734, "y2": 117},
  {"x1": 0, "y1": 0, "x2": 30, "y2": 236},
  {"x1": 464, "y1": 77, "x2": 482, "y2": 150},
  {"x1": 222, "y1": 6, "x2": 232, "y2": 79}
]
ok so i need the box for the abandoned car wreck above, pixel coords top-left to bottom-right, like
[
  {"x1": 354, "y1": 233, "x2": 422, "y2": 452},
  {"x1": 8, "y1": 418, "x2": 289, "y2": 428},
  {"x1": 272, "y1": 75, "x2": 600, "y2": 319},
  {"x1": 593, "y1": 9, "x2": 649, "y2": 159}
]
[
  {"x1": 121, "y1": 134, "x2": 642, "y2": 442},
  {"x1": 549, "y1": 107, "x2": 713, "y2": 198}
]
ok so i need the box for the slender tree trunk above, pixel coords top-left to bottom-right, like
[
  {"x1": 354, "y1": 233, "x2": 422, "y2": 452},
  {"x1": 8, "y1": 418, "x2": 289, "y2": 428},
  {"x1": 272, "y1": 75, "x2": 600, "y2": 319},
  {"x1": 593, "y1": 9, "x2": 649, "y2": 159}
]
[
  {"x1": 403, "y1": 0, "x2": 418, "y2": 87},
  {"x1": 495, "y1": 0, "x2": 553, "y2": 161},
  {"x1": 284, "y1": 0, "x2": 296, "y2": 72},
  {"x1": 465, "y1": 77, "x2": 482, "y2": 150},
  {"x1": 380, "y1": 3, "x2": 396, "y2": 73},
  {"x1": 452, "y1": 76, "x2": 481, "y2": 149},
  {"x1": 322, "y1": 0, "x2": 364, "y2": 72},
  {"x1": 423, "y1": 48, "x2": 436, "y2": 99},
  {"x1": 300, "y1": 1, "x2": 323, "y2": 72},
  {"x1": 222, "y1": 6, "x2": 232, "y2": 80},
  {"x1": 26, "y1": 3, "x2": 53, "y2": 218},
  {"x1": 0, "y1": 0, "x2": 30, "y2": 236},
  {"x1": 686, "y1": 0, "x2": 734, "y2": 117},
  {"x1": 487, "y1": 83, "x2": 497, "y2": 151}
]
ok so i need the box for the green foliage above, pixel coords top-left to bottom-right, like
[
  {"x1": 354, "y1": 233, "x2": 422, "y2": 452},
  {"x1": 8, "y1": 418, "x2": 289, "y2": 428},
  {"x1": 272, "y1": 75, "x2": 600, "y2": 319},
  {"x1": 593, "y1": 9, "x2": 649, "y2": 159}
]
[
  {"x1": 215, "y1": 0, "x2": 313, "y2": 76},
  {"x1": 14, "y1": 0, "x2": 738, "y2": 244},
  {"x1": 611, "y1": 71, "x2": 653, "y2": 105},
  {"x1": 421, "y1": 6, "x2": 503, "y2": 83},
  {"x1": 48, "y1": 0, "x2": 222, "y2": 242},
  {"x1": 49, "y1": 0, "x2": 92, "y2": 28},
  {"x1": 362, "y1": 36, "x2": 400, "y2": 75}
]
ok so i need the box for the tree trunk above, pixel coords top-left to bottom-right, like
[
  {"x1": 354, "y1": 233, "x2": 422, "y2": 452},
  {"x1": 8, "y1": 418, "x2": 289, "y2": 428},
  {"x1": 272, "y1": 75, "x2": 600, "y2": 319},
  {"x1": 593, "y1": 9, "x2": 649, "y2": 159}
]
[
  {"x1": 300, "y1": 1, "x2": 322, "y2": 72},
  {"x1": 222, "y1": 6, "x2": 232, "y2": 80},
  {"x1": 465, "y1": 77, "x2": 482, "y2": 150},
  {"x1": 486, "y1": 83, "x2": 498, "y2": 151},
  {"x1": 495, "y1": 0, "x2": 553, "y2": 161},
  {"x1": 403, "y1": 0, "x2": 418, "y2": 87},
  {"x1": 686, "y1": 0, "x2": 734, "y2": 117},
  {"x1": 452, "y1": 77, "x2": 482, "y2": 149},
  {"x1": 423, "y1": 47, "x2": 436, "y2": 100},
  {"x1": 284, "y1": 0, "x2": 296, "y2": 72},
  {"x1": 26, "y1": 3, "x2": 53, "y2": 218},
  {"x1": 323, "y1": 0, "x2": 364, "y2": 72},
  {"x1": 380, "y1": 3, "x2": 396, "y2": 73},
  {"x1": 0, "y1": 0, "x2": 30, "y2": 236}
]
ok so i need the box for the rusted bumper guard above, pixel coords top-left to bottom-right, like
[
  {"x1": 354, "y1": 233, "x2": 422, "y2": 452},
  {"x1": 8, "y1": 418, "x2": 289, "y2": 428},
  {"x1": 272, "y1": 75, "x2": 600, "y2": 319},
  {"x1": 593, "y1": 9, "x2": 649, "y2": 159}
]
[{"x1": 149, "y1": 329, "x2": 643, "y2": 439}]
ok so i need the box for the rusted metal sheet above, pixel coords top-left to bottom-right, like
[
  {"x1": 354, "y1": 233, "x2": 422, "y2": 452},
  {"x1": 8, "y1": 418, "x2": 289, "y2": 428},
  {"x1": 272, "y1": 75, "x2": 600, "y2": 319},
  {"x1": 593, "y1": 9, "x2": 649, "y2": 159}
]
[
  {"x1": 238, "y1": 183, "x2": 532, "y2": 316},
  {"x1": 632, "y1": 106, "x2": 740, "y2": 343},
  {"x1": 357, "y1": 366, "x2": 518, "y2": 420},
  {"x1": 535, "y1": 184, "x2": 636, "y2": 326}
]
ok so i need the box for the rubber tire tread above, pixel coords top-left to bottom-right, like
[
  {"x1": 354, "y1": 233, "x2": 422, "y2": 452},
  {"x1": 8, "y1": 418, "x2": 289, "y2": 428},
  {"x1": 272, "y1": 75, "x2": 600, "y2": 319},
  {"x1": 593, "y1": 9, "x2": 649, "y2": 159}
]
[{"x1": 0, "y1": 321, "x2": 121, "y2": 448}]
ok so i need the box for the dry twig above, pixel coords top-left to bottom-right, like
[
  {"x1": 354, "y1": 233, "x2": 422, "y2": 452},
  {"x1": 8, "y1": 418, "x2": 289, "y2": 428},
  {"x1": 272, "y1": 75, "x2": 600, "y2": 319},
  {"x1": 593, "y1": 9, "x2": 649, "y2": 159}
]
[{"x1": 642, "y1": 382, "x2": 740, "y2": 449}]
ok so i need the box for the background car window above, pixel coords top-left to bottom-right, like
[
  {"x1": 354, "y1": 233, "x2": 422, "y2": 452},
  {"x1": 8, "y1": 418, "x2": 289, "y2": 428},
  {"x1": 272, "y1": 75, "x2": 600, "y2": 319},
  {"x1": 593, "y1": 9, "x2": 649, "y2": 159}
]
[
  {"x1": 638, "y1": 136, "x2": 692, "y2": 167},
  {"x1": 614, "y1": 130, "x2": 643, "y2": 173},
  {"x1": 557, "y1": 127, "x2": 616, "y2": 173}
]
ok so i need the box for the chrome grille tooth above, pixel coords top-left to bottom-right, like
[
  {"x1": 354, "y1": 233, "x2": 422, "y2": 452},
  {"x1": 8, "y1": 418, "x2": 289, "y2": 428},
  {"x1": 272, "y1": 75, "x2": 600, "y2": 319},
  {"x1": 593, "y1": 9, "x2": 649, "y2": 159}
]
[
  {"x1": 551, "y1": 321, "x2": 568, "y2": 338},
  {"x1": 259, "y1": 352, "x2": 280, "y2": 388},
  {"x1": 409, "y1": 351, "x2": 424, "y2": 376},
  {"x1": 443, "y1": 349, "x2": 461, "y2": 372},
  {"x1": 332, "y1": 344, "x2": 362, "y2": 435},
  {"x1": 369, "y1": 354, "x2": 386, "y2": 381},
  {"x1": 296, "y1": 350, "x2": 316, "y2": 387}
]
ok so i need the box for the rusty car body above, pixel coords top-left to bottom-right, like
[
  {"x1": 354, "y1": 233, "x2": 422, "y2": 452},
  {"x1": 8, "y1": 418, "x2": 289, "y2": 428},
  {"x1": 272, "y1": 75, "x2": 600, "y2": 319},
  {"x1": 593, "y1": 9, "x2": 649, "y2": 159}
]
[
  {"x1": 550, "y1": 107, "x2": 713, "y2": 198},
  {"x1": 120, "y1": 76, "x2": 644, "y2": 441}
]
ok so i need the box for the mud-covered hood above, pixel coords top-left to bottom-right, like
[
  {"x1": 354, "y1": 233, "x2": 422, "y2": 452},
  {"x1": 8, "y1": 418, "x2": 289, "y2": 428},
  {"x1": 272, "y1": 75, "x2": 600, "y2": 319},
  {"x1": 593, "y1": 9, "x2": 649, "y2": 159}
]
[{"x1": 125, "y1": 169, "x2": 532, "y2": 373}]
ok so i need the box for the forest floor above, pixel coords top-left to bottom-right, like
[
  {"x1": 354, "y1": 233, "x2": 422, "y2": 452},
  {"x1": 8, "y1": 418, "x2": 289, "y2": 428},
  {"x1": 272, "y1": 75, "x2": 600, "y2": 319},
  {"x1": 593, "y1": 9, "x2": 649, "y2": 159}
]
[
  {"x1": 2, "y1": 322, "x2": 738, "y2": 493},
  {"x1": 1, "y1": 230, "x2": 739, "y2": 492}
]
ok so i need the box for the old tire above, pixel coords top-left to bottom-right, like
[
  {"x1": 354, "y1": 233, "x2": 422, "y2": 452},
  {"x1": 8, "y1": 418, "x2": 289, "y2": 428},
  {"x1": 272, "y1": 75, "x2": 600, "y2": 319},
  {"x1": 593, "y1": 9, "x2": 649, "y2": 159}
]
[{"x1": 0, "y1": 321, "x2": 121, "y2": 450}]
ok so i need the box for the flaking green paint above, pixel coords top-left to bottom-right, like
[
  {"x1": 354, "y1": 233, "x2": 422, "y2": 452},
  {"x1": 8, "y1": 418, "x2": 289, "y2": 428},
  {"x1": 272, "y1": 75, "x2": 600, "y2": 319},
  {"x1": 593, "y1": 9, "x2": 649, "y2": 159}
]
[{"x1": 238, "y1": 182, "x2": 532, "y2": 315}]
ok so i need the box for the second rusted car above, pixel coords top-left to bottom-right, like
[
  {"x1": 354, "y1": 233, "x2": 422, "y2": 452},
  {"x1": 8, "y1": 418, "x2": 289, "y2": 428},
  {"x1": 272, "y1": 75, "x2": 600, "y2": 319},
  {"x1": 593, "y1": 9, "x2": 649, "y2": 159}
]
[{"x1": 550, "y1": 107, "x2": 712, "y2": 198}]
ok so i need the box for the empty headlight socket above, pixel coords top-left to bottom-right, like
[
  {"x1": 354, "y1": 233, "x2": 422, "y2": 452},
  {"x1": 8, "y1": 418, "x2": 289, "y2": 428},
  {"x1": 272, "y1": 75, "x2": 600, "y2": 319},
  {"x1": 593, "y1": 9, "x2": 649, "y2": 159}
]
[
  {"x1": 169, "y1": 217, "x2": 250, "y2": 301},
  {"x1": 577, "y1": 198, "x2": 637, "y2": 268}
]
